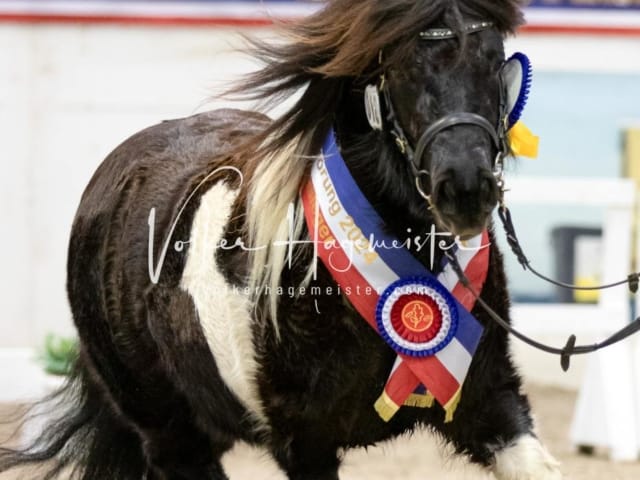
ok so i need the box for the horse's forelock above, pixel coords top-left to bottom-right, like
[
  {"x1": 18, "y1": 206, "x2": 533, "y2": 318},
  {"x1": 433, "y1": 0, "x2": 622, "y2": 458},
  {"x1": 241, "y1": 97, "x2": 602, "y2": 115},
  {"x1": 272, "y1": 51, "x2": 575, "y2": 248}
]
[
  {"x1": 229, "y1": 0, "x2": 525, "y2": 146},
  {"x1": 245, "y1": 0, "x2": 523, "y2": 81}
]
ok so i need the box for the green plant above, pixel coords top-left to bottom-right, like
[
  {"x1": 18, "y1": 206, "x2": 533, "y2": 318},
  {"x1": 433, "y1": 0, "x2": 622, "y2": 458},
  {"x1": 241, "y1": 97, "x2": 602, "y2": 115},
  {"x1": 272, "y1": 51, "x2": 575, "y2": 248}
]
[{"x1": 40, "y1": 334, "x2": 79, "y2": 376}]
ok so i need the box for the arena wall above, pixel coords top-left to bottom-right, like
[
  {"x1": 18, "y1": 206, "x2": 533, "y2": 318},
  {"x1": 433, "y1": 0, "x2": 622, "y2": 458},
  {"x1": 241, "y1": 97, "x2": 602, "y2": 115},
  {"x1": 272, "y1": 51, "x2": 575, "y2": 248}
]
[{"x1": 1, "y1": 21, "x2": 639, "y2": 392}]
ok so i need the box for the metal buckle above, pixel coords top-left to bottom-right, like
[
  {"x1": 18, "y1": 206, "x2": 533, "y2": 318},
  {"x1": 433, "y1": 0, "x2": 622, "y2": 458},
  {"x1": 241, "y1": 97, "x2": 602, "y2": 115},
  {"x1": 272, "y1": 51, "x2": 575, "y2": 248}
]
[
  {"x1": 414, "y1": 170, "x2": 433, "y2": 210},
  {"x1": 493, "y1": 152, "x2": 507, "y2": 206},
  {"x1": 395, "y1": 136, "x2": 407, "y2": 155}
]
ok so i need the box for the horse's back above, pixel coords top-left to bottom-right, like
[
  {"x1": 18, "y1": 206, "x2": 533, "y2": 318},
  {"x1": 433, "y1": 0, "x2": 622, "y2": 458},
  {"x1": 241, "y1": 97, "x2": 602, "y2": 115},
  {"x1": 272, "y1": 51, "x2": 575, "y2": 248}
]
[{"x1": 73, "y1": 109, "x2": 266, "y2": 224}]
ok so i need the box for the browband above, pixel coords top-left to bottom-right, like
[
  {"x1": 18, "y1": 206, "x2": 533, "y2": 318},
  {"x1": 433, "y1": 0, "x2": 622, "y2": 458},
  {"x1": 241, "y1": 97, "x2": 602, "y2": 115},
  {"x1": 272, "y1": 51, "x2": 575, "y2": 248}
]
[{"x1": 420, "y1": 21, "x2": 494, "y2": 40}]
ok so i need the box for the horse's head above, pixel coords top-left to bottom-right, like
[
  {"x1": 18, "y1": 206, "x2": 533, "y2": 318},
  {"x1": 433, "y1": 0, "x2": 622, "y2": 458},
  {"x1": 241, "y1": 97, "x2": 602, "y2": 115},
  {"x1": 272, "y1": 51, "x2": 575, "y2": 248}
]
[
  {"x1": 235, "y1": 0, "x2": 526, "y2": 241},
  {"x1": 375, "y1": 22, "x2": 512, "y2": 239}
]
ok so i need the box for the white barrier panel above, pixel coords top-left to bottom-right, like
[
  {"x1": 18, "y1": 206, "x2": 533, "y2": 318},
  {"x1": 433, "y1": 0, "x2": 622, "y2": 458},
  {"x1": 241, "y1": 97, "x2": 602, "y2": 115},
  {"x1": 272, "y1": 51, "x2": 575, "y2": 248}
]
[
  {"x1": 635, "y1": 197, "x2": 640, "y2": 460},
  {"x1": 506, "y1": 177, "x2": 639, "y2": 461}
]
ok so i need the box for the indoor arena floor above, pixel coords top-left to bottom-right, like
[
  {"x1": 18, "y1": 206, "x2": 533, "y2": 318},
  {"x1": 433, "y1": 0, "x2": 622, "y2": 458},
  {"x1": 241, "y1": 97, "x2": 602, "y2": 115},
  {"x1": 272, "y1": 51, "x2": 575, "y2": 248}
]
[{"x1": 2, "y1": 385, "x2": 640, "y2": 479}]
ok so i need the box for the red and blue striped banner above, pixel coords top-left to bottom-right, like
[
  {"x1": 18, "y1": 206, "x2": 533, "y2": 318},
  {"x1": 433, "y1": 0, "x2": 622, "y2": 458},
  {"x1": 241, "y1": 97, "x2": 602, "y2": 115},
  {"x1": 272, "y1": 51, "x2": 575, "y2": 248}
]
[
  {"x1": 529, "y1": 1, "x2": 640, "y2": 10},
  {"x1": 0, "y1": 1, "x2": 318, "y2": 26},
  {"x1": 2, "y1": 1, "x2": 639, "y2": 35},
  {"x1": 525, "y1": 0, "x2": 640, "y2": 35},
  {"x1": 301, "y1": 130, "x2": 489, "y2": 422}
]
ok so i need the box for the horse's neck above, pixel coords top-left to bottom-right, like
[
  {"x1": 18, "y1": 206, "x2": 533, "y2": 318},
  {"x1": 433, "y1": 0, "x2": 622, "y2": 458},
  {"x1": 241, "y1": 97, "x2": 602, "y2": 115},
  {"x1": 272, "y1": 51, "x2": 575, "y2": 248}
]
[{"x1": 333, "y1": 111, "x2": 444, "y2": 271}]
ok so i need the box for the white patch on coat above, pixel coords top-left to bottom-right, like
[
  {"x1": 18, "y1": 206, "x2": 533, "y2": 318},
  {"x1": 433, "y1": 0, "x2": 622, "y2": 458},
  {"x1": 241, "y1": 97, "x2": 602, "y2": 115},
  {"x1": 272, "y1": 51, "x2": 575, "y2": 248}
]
[
  {"x1": 493, "y1": 434, "x2": 563, "y2": 480},
  {"x1": 180, "y1": 182, "x2": 265, "y2": 423}
]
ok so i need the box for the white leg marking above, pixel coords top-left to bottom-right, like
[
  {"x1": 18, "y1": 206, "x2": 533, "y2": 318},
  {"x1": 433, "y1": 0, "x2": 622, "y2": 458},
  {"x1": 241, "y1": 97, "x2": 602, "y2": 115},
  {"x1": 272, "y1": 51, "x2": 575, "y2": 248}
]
[
  {"x1": 493, "y1": 435, "x2": 563, "y2": 480},
  {"x1": 180, "y1": 183, "x2": 265, "y2": 423}
]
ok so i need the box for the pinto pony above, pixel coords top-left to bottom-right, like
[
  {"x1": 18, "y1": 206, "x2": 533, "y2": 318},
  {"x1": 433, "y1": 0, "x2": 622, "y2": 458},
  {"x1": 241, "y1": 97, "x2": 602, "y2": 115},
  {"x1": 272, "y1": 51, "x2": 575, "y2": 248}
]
[{"x1": 0, "y1": 1, "x2": 562, "y2": 479}]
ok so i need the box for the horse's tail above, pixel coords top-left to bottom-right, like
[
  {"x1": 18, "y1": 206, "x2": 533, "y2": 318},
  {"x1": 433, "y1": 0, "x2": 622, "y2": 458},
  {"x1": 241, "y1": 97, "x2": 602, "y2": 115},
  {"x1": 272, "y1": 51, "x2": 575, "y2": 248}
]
[{"x1": 0, "y1": 358, "x2": 146, "y2": 480}]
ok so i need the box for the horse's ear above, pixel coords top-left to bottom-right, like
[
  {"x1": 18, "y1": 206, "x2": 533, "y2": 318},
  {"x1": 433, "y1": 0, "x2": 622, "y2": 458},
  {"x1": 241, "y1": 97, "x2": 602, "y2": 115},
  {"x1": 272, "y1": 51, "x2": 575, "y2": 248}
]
[
  {"x1": 501, "y1": 52, "x2": 532, "y2": 129},
  {"x1": 365, "y1": 84, "x2": 384, "y2": 130}
]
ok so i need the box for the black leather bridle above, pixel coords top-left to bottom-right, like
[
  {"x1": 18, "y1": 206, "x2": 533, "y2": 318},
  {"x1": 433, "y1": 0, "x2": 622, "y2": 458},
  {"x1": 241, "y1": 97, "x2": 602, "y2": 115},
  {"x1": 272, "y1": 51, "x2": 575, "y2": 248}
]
[
  {"x1": 377, "y1": 21, "x2": 509, "y2": 205},
  {"x1": 374, "y1": 20, "x2": 640, "y2": 370}
]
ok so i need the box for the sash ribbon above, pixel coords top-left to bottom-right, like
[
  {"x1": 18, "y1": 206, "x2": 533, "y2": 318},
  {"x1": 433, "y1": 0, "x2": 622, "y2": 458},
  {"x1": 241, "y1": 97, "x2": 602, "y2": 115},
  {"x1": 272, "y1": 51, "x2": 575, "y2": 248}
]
[{"x1": 301, "y1": 131, "x2": 490, "y2": 422}]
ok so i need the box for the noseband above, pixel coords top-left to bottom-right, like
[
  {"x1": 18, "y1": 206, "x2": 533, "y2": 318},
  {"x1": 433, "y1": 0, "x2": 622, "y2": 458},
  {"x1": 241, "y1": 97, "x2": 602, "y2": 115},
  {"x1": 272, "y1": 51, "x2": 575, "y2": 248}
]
[
  {"x1": 411, "y1": 112, "x2": 506, "y2": 202},
  {"x1": 368, "y1": 21, "x2": 508, "y2": 205}
]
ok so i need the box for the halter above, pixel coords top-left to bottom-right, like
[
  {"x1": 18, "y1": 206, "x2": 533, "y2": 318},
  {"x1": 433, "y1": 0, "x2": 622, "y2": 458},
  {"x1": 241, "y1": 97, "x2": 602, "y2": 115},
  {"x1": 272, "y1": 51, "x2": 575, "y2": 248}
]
[{"x1": 366, "y1": 21, "x2": 510, "y2": 207}]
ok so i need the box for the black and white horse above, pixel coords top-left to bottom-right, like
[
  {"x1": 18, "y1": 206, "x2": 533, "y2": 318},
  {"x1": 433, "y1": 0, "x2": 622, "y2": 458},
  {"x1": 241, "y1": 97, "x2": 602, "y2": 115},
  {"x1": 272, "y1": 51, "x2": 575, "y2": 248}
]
[{"x1": 1, "y1": 1, "x2": 562, "y2": 479}]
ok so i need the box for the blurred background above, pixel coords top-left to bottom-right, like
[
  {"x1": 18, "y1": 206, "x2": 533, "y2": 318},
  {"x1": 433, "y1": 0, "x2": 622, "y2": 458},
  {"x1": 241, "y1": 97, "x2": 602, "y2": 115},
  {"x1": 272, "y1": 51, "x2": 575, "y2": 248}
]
[{"x1": 1, "y1": 0, "x2": 640, "y2": 476}]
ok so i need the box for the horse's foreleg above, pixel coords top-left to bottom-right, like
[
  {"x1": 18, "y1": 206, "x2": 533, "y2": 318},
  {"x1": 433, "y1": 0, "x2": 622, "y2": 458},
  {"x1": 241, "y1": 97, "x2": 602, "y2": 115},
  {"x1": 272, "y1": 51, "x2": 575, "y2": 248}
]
[
  {"x1": 492, "y1": 433, "x2": 562, "y2": 480},
  {"x1": 449, "y1": 244, "x2": 563, "y2": 479},
  {"x1": 140, "y1": 289, "x2": 256, "y2": 480},
  {"x1": 269, "y1": 429, "x2": 341, "y2": 480},
  {"x1": 148, "y1": 461, "x2": 229, "y2": 480},
  {"x1": 440, "y1": 368, "x2": 562, "y2": 480},
  {"x1": 74, "y1": 293, "x2": 238, "y2": 480},
  {"x1": 139, "y1": 423, "x2": 232, "y2": 480},
  {"x1": 83, "y1": 350, "x2": 233, "y2": 480}
]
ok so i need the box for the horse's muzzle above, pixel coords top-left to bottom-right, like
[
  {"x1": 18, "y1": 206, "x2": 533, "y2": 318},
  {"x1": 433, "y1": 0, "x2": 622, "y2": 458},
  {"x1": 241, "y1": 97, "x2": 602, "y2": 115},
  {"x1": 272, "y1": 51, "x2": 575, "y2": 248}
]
[{"x1": 431, "y1": 167, "x2": 499, "y2": 238}]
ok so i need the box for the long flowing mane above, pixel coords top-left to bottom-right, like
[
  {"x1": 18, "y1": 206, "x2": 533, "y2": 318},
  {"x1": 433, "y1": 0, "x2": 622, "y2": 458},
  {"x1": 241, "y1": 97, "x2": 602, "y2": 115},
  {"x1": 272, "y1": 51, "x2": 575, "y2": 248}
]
[{"x1": 236, "y1": 0, "x2": 525, "y2": 324}]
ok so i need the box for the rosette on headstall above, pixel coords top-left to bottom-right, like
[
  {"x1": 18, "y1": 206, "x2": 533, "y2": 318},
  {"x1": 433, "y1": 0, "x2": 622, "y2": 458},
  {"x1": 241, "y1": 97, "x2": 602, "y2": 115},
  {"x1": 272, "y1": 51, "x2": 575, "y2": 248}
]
[
  {"x1": 501, "y1": 52, "x2": 538, "y2": 158},
  {"x1": 501, "y1": 52, "x2": 532, "y2": 130},
  {"x1": 376, "y1": 277, "x2": 459, "y2": 358}
]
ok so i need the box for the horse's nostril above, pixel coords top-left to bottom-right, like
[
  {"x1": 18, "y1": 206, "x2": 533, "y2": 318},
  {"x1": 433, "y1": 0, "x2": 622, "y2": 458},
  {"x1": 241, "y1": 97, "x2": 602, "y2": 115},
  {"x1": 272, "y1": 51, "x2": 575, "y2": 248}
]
[
  {"x1": 480, "y1": 175, "x2": 499, "y2": 207},
  {"x1": 480, "y1": 177, "x2": 491, "y2": 195},
  {"x1": 480, "y1": 177, "x2": 493, "y2": 200},
  {"x1": 434, "y1": 170, "x2": 498, "y2": 217},
  {"x1": 435, "y1": 180, "x2": 457, "y2": 214}
]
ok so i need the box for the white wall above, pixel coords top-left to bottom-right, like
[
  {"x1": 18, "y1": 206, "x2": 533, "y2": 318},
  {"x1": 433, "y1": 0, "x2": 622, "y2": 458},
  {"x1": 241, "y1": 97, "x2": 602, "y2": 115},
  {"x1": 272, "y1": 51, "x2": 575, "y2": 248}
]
[
  {"x1": 507, "y1": 34, "x2": 640, "y2": 74},
  {"x1": 0, "y1": 24, "x2": 262, "y2": 348}
]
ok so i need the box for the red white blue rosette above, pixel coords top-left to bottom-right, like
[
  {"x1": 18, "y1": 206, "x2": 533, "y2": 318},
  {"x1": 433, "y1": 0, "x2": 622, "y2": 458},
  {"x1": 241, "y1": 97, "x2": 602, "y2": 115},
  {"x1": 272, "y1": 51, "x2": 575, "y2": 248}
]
[{"x1": 376, "y1": 277, "x2": 458, "y2": 358}]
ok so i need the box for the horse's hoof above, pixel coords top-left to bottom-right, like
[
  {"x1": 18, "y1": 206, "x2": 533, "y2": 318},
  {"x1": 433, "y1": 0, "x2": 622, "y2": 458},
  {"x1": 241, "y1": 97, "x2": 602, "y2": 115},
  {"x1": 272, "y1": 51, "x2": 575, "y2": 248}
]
[{"x1": 493, "y1": 434, "x2": 563, "y2": 480}]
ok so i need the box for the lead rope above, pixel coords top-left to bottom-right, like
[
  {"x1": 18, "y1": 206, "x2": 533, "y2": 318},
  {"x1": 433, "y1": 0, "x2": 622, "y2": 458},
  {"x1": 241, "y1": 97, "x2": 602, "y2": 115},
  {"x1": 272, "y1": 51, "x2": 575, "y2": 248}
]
[
  {"x1": 444, "y1": 187, "x2": 640, "y2": 371},
  {"x1": 444, "y1": 246, "x2": 640, "y2": 371},
  {"x1": 498, "y1": 205, "x2": 640, "y2": 293}
]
